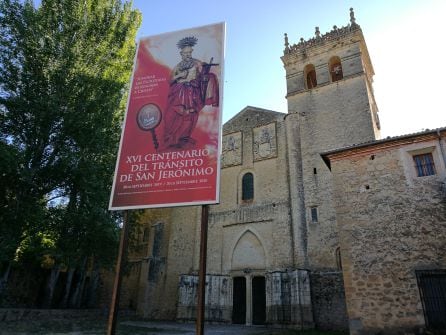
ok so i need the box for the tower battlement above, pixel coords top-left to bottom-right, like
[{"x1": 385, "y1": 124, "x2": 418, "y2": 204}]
[{"x1": 283, "y1": 8, "x2": 360, "y2": 56}]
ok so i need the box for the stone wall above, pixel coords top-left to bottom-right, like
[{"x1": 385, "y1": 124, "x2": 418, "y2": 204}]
[
  {"x1": 328, "y1": 135, "x2": 446, "y2": 334},
  {"x1": 98, "y1": 261, "x2": 142, "y2": 311},
  {"x1": 98, "y1": 207, "x2": 200, "y2": 320},
  {"x1": 310, "y1": 271, "x2": 348, "y2": 331},
  {"x1": 290, "y1": 77, "x2": 379, "y2": 269},
  {"x1": 266, "y1": 270, "x2": 313, "y2": 327},
  {"x1": 176, "y1": 274, "x2": 232, "y2": 323},
  {"x1": 176, "y1": 270, "x2": 314, "y2": 327},
  {"x1": 0, "y1": 308, "x2": 106, "y2": 321},
  {"x1": 138, "y1": 207, "x2": 199, "y2": 320}
]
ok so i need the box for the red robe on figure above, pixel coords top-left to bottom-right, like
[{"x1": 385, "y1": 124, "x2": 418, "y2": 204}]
[{"x1": 163, "y1": 57, "x2": 219, "y2": 149}]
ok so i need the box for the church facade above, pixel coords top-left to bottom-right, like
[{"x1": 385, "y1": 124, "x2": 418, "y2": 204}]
[{"x1": 106, "y1": 9, "x2": 446, "y2": 335}]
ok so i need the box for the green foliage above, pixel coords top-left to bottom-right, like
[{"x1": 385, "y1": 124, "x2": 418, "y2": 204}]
[
  {"x1": 0, "y1": 0, "x2": 141, "y2": 269},
  {"x1": 14, "y1": 231, "x2": 57, "y2": 265}
]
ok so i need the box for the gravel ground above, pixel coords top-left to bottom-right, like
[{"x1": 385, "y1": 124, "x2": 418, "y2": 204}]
[
  {"x1": 0, "y1": 318, "x2": 288, "y2": 335},
  {"x1": 0, "y1": 315, "x2": 348, "y2": 335}
]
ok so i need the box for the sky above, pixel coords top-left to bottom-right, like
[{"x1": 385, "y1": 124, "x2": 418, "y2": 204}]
[{"x1": 130, "y1": 0, "x2": 445, "y2": 138}]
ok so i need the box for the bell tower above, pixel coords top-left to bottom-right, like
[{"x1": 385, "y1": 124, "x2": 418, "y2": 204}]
[{"x1": 282, "y1": 9, "x2": 380, "y2": 268}]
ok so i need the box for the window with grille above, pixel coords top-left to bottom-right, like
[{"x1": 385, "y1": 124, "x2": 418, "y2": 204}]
[
  {"x1": 416, "y1": 270, "x2": 446, "y2": 330},
  {"x1": 242, "y1": 173, "x2": 254, "y2": 201},
  {"x1": 413, "y1": 153, "x2": 436, "y2": 177}
]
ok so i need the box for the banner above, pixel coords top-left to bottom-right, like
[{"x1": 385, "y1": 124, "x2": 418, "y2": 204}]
[{"x1": 109, "y1": 23, "x2": 225, "y2": 210}]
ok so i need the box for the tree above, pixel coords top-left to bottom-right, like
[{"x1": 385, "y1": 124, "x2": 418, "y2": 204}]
[{"x1": 0, "y1": 0, "x2": 141, "y2": 305}]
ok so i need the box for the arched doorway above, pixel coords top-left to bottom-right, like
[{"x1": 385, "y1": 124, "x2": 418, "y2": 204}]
[{"x1": 231, "y1": 230, "x2": 266, "y2": 325}]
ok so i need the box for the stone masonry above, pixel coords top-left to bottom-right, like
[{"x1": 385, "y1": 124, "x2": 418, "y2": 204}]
[{"x1": 323, "y1": 130, "x2": 446, "y2": 334}]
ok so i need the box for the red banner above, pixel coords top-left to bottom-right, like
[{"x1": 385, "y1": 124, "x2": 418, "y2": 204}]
[{"x1": 109, "y1": 23, "x2": 225, "y2": 210}]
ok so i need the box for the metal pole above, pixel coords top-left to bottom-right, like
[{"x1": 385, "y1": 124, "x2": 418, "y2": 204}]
[
  {"x1": 196, "y1": 205, "x2": 209, "y2": 335},
  {"x1": 107, "y1": 210, "x2": 130, "y2": 335}
]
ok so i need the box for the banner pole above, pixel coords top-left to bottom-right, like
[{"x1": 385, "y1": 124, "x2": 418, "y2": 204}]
[
  {"x1": 196, "y1": 204, "x2": 209, "y2": 335},
  {"x1": 107, "y1": 210, "x2": 130, "y2": 335}
]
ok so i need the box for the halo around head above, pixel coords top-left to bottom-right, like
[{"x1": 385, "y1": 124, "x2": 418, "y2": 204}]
[{"x1": 177, "y1": 36, "x2": 198, "y2": 49}]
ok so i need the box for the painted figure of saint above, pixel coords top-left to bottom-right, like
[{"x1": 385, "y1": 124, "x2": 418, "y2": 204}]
[{"x1": 163, "y1": 36, "x2": 219, "y2": 149}]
